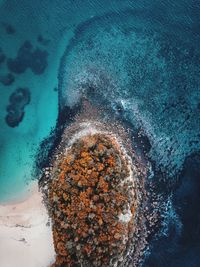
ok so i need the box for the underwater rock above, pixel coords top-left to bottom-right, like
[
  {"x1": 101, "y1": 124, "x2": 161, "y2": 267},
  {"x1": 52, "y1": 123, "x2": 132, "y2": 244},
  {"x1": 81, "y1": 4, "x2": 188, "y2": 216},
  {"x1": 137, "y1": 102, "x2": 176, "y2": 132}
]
[
  {"x1": 5, "y1": 24, "x2": 16, "y2": 34},
  {"x1": 18, "y1": 40, "x2": 33, "y2": 56},
  {"x1": 5, "y1": 87, "x2": 31, "y2": 127},
  {"x1": 7, "y1": 41, "x2": 48, "y2": 75},
  {"x1": 31, "y1": 48, "x2": 48, "y2": 75},
  {"x1": 37, "y1": 34, "x2": 50, "y2": 46},
  {"x1": 7, "y1": 57, "x2": 27, "y2": 74},
  {"x1": 5, "y1": 109, "x2": 25, "y2": 128},
  {"x1": 7, "y1": 41, "x2": 33, "y2": 74},
  {"x1": 0, "y1": 73, "x2": 15, "y2": 86},
  {"x1": 1, "y1": 22, "x2": 16, "y2": 34},
  {"x1": 0, "y1": 48, "x2": 6, "y2": 64}
]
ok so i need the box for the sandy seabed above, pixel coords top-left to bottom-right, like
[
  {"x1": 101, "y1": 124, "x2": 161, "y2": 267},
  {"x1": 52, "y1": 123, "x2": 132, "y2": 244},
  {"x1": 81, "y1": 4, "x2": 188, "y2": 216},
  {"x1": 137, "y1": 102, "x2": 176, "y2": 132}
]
[{"x1": 0, "y1": 182, "x2": 55, "y2": 267}]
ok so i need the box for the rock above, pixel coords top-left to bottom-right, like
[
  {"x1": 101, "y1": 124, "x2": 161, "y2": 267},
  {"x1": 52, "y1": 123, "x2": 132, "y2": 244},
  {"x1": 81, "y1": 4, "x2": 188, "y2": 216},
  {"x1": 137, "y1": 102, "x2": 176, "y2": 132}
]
[
  {"x1": 88, "y1": 213, "x2": 95, "y2": 219},
  {"x1": 66, "y1": 241, "x2": 73, "y2": 250},
  {"x1": 76, "y1": 244, "x2": 81, "y2": 250},
  {"x1": 114, "y1": 233, "x2": 121, "y2": 240}
]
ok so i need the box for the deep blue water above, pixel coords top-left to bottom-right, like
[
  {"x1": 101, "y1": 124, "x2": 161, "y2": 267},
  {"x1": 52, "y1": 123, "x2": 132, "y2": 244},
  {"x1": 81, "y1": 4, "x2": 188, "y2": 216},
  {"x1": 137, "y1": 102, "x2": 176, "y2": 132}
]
[{"x1": 0, "y1": 0, "x2": 200, "y2": 266}]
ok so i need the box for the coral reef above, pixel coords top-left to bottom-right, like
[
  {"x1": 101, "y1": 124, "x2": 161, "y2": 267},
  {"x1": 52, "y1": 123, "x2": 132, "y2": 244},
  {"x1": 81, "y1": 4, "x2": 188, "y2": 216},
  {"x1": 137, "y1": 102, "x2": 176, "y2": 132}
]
[
  {"x1": 5, "y1": 87, "x2": 31, "y2": 127},
  {"x1": 7, "y1": 41, "x2": 48, "y2": 75}
]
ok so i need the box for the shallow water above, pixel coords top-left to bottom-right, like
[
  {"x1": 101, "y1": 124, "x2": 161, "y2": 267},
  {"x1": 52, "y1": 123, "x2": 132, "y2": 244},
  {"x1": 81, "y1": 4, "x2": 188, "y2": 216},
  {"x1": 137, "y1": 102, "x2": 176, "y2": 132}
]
[{"x1": 0, "y1": 0, "x2": 200, "y2": 266}]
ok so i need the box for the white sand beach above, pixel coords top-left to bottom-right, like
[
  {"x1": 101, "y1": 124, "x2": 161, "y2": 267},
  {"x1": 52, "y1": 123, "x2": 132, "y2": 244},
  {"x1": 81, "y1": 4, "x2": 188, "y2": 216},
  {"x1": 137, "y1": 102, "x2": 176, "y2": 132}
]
[{"x1": 0, "y1": 182, "x2": 55, "y2": 267}]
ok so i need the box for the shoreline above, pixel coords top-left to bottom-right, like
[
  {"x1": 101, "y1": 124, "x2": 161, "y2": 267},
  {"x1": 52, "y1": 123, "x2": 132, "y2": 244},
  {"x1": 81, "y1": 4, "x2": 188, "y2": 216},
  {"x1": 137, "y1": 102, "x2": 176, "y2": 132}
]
[
  {"x1": 0, "y1": 182, "x2": 55, "y2": 267},
  {"x1": 0, "y1": 180, "x2": 39, "y2": 206}
]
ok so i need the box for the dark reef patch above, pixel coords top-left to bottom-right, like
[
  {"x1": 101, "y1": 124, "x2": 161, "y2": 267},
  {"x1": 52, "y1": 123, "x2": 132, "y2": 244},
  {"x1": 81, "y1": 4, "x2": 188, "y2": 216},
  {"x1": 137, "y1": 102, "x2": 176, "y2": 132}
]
[
  {"x1": 7, "y1": 40, "x2": 48, "y2": 75},
  {"x1": 31, "y1": 48, "x2": 48, "y2": 75},
  {"x1": 5, "y1": 87, "x2": 31, "y2": 127},
  {"x1": 7, "y1": 41, "x2": 33, "y2": 74},
  {"x1": 37, "y1": 34, "x2": 50, "y2": 46},
  {"x1": 0, "y1": 48, "x2": 6, "y2": 64},
  {"x1": 0, "y1": 73, "x2": 15, "y2": 86},
  {"x1": 1, "y1": 22, "x2": 16, "y2": 34}
]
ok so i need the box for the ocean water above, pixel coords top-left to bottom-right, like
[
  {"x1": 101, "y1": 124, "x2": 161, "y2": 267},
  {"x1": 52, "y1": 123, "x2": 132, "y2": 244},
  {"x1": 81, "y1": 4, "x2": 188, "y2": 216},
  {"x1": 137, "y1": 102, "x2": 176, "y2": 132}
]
[{"x1": 0, "y1": 0, "x2": 200, "y2": 266}]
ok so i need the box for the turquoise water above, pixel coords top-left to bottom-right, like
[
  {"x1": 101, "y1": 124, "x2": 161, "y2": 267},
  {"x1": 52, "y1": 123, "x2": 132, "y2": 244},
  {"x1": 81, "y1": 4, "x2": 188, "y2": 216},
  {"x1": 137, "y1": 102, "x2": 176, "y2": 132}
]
[
  {"x1": 0, "y1": 0, "x2": 137, "y2": 202},
  {"x1": 0, "y1": 0, "x2": 199, "y2": 201},
  {"x1": 0, "y1": 44, "x2": 59, "y2": 201},
  {"x1": 0, "y1": 0, "x2": 200, "y2": 266}
]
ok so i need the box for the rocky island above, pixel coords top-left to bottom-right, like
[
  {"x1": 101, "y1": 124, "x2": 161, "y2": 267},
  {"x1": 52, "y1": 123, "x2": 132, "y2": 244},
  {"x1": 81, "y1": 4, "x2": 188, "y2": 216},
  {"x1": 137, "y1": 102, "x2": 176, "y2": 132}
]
[{"x1": 40, "y1": 120, "x2": 155, "y2": 267}]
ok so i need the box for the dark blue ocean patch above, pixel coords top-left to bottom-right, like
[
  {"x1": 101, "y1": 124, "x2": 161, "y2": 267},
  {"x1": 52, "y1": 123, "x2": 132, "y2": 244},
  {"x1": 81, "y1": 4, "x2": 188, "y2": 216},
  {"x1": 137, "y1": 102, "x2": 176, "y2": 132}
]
[
  {"x1": 5, "y1": 87, "x2": 31, "y2": 128},
  {"x1": 144, "y1": 151, "x2": 200, "y2": 267},
  {"x1": 174, "y1": 152, "x2": 200, "y2": 245}
]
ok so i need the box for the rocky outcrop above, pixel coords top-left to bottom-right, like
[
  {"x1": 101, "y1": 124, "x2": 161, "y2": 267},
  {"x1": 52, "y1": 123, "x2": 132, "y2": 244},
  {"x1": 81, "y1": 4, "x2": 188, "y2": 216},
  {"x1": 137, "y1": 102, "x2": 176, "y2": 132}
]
[{"x1": 49, "y1": 133, "x2": 137, "y2": 267}]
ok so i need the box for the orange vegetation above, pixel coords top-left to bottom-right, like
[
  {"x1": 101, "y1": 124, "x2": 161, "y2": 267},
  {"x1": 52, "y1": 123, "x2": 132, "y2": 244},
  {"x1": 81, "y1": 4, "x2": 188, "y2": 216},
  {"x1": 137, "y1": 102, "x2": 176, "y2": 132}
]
[{"x1": 49, "y1": 133, "x2": 136, "y2": 267}]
